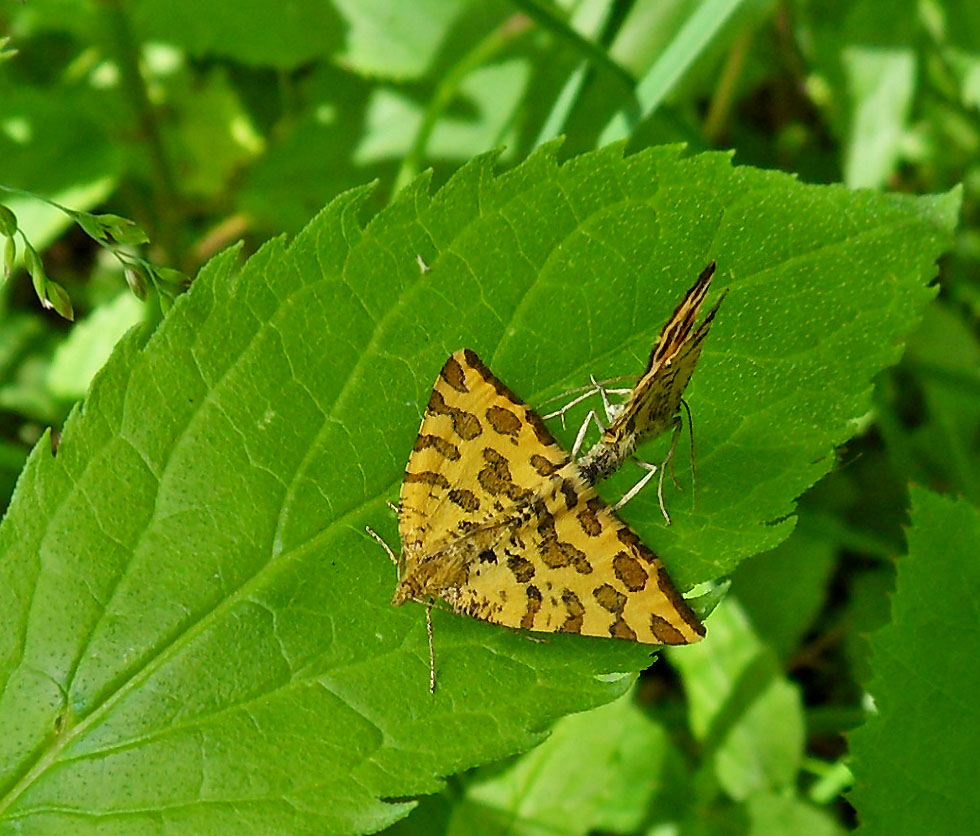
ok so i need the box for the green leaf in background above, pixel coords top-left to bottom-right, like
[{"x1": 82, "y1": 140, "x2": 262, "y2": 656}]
[
  {"x1": 238, "y1": 67, "x2": 388, "y2": 234},
  {"x1": 731, "y1": 526, "x2": 836, "y2": 662},
  {"x1": 131, "y1": 0, "x2": 344, "y2": 68},
  {"x1": 849, "y1": 488, "x2": 980, "y2": 835},
  {"x1": 355, "y1": 60, "x2": 530, "y2": 166},
  {"x1": 46, "y1": 291, "x2": 145, "y2": 401},
  {"x1": 332, "y1": 0, "x2": 470, "y2": 80},
  {"x1": 599, "y1": 0, "x2": 750, "y2": 144},
  {"x1": 738, "y1": 791, "x2": 845, "y2": 836},
  {"x1": 668, "y1": 598, "x2": 804, "y2": 800},
  {"x1": 891, "y1": 303, "x2": 980, "y2": 504},
  {"x1": 453, "y1": 688, "x2": 679, "y2": 836},
  {"x1": 0, "y1": 88, "x2": 123, "y2": 255},
  {"x1": 842, "y1": 45, "x2": 916, "y2": 189},
  {"x1": 0, "y1": 143, "x2": 957, "y2": 834}
]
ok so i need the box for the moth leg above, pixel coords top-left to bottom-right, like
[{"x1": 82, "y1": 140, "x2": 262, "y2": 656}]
[
  {"x1": 655, "y1": 418, "x2": 687, "y2": 525},
  {"x1": 665, "y1": 416, "x2": 684, "y2": 492},
  {"x1": 614, "y1": 461, "x2": 659, "y2": 512},
  {"x1": 571, "y1": 409, "x2": 607, "y2": 457},
  {"x1": 542, "y1": 386, "x2": 603, "y2": 428},
  {"x1": 587, "y1": 375, "x2": 633, "y2": 423},
  {"x1": 679, "y1": 397, "x2": 698, "y2": 506},
  {"x1": 426, "y1": 604, "x2": 436, "y2": 694},
  {"x1": 385, "y1": 499, "x2": 399, "y2": 514},
  {"x1": 615, "y1": 415, "x2": 689, "y2": 522},
  {"x1": 365, "y1": 525, "x2": 398, "y2": 567},
  {"x1": 541, "y1": 378, "x2": 633, "y2": 428}
]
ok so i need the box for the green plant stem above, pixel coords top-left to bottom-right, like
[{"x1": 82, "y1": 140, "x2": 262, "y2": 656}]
[
  {"x1": 703, "y1": 28, "x2": 753, "y2": 144},
  {"x1": 98, "y1": 0, "x2": 179, "y2": 259},
  {"x1": 392, "y1": 16, "x2": 533, "y2": 197},
  {"x1": 600, "y1": 0, "x2": 748, "y2": 145},
  {"x1": 510, "y1": 0, "x2": 636, "y2": 92},
  {"x1": 533, "y1": 0, "x2": 636, "y2": 146}
]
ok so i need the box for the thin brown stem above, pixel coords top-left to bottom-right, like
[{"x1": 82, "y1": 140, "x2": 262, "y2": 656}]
[
  {"x1": 99, "y1": 0, "x2": 179, "y2": 258},
  {"x1": 703, "y1": 27, "x2": 753, "y2": 145}
]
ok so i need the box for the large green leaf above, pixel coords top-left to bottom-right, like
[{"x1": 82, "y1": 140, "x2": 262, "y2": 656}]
[
  {"x1": 849, "y1": 488, "x2": 980, "y2": 835},
  {"x1": 0, "y1": 143, "x2": 957, "y2": 834}
]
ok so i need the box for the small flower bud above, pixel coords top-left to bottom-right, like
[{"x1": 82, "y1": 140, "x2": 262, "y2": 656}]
[
  {"x1": 124, "y1": 267, "x2": 148, "y2": 301},
  {"x1": 0, "y1": 204, "x2": 17, "y2": 237},
  {"x1": 45, "y1": 281, "x2": 74, "y2": 321},
  {"x1": 3, "y1": 236, "x2": 14, "y2": 279},
  {"x1": 95, "y1": 214, "x2": 149, "y2": 245}
]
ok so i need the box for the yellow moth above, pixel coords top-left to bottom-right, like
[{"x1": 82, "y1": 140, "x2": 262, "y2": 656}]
[{"x1": 372, "y1": 347, "x2": 706, "y2": 691}]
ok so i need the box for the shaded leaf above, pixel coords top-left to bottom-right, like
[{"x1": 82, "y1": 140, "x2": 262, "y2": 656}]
[
  {"x1": 454, "y1": 689, "x2": 679, "y2": 836},
  {"x1": 668, "y1": 599, "x2": 804, "y2": 799},
  {"x1": 332, "y1": 0, "x2": 470, "y2": 80},
  {"x1": 131, "y1": 0, "x2": 344, "y2": 68}
]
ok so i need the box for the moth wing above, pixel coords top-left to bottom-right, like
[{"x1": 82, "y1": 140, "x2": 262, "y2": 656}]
[
  {"x1": 607, "y1": 263, "x2": 722, "y2": 446},
  {"x1": 399, "y1": 349, "x2": 570, "y2": 560},
  {"x1": 647, "y1": 261, "x2": 715, "y2": 370},
  {"x1": 452, "y1": 468, "x2": 704, "y2": 644}
]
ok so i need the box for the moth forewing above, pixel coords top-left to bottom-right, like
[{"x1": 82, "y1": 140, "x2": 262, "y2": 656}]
[{"x1": 578, "y1": 262, "x2": 724, "y2": 488}]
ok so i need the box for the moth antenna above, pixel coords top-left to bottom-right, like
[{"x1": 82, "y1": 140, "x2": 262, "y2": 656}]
[
  {"x1": 542, "y1": 387, "x2": 600, "y2": 426},
  {"x1": 365, "y1": 525, "x2": 398, "y2": 567}
]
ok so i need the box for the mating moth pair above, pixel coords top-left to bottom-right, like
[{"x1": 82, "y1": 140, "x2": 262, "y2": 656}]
[{"x1": 370, "y1": 263, "x2": 723, "y2": 691}]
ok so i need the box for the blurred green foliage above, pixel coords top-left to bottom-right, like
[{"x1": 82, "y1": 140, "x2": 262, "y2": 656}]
[{"x1": 0, "y1": 2, "x2": 977, "y2": 835}]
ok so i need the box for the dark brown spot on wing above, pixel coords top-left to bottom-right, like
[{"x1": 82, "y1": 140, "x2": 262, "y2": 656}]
[
  {"x1": 536, "y1": 508, "x2": 593, "y2": 573},
  {"x1": 530, "y1": 454, "x2": 560, "y2": 476},
  {"x1": 439, "y1": 355, "x2": 469, "y2": 393},
  {"x1": 427, "y1": 389, "x2": 482, "y2": 441},
  {"x1": 478, "y1": 549, "x2": 497, "y2": 564},
  {"x1": 404, "y1": 471, "x2": 450, "y2": 489},
  {"x1": 576, "y1": 497, "x2": 603, "y2": 536},
  {"x1": 593, "y1": 583, "x2": 626, "y2": 614},
  {"x1": 616, "y1": 526, "x2": 644, "y2": 552},
  {"x1": 451, "y1": 410, "x2": 481, "y2": 441},
  {"x1": 614, "y1": 530, "x2": 704, "y2": 639},
  {"x1": 609, "y1": 617, "x2": 637, "y2": 640},
  {"x1": 653, "y1": 564, "x2": 706, "y2": 638},
  {"x1": 524, "y1": 406, "x2": 558, "y2": 448},
  {"x1": 613, "y1": 552, "x2": 648, "y2": 591},
  {"x1": 486, "y1": 405, "x2": 522, "y2": 439},
  {"x1": 560, "y1": 589, "x2": 585, "y2": 633},
  {"x1": 462, "y1": 349, "x2": 526, "y2": 406},
  {"x1": 413, "y1": 434, "x2": 461, "y2": 460},
  {"x1": 650, "y1": 614, "x2": 686, "y2": 644},
  {"x1": 559, "y1": 479, "x2": 579, "y2": 511},
  {"x1": 522, "y1": 585, "x2": 542, "y2": 629},
  {"x1": 507, "y1": 555, "x2": 535, "y2": 583},
  {"x1": 448, "y1": 488, "x2": 480, "y2": 512},
  {"x1": 478, "y1": 448, "x2": 531, "y2": 502}
]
